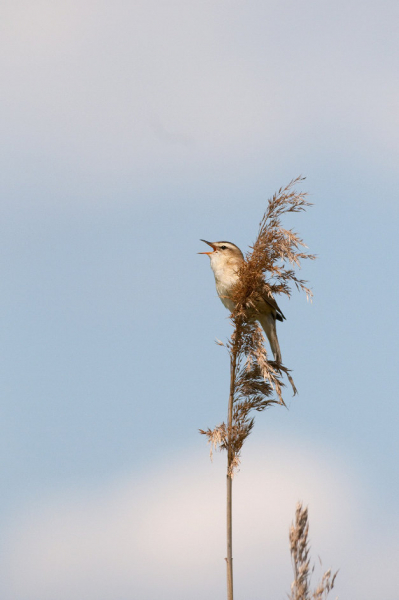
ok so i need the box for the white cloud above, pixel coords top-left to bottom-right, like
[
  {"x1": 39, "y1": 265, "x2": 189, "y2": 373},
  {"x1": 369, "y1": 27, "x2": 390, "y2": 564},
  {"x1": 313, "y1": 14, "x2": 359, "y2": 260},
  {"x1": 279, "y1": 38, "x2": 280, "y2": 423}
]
[{"x1": 2, "y1": 438, "x2": 398, "y2": 599}]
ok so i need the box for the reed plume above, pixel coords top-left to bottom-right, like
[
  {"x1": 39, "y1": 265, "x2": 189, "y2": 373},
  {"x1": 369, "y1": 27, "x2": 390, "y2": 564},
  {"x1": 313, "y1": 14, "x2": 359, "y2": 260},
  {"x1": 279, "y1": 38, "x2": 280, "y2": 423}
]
[
  {"x1": 201, "y1": 176, "x2": 314, "y2": 470},
  {"x1": 289, "y1": 502, "x2": 338, "y2": 600}
]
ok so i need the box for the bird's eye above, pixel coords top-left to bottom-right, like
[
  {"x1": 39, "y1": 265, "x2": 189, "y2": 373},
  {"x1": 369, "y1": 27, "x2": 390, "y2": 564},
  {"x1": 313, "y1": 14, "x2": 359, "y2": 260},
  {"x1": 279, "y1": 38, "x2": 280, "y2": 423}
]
[{"x1": 220, "y1": 245, "x2": 227, "y2": 250}]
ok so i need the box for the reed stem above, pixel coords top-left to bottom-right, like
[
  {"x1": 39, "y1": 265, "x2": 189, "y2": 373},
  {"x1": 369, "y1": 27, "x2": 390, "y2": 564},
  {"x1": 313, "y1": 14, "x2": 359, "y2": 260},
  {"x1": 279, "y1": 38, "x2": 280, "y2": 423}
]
[{"x1": 226, "y1": 348, "x2": 237, "y2": 600}]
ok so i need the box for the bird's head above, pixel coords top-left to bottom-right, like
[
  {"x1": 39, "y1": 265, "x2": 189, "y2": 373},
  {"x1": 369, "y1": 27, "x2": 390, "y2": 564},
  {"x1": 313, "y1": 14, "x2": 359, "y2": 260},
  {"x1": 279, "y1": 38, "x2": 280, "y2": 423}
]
[{"x1": 199, "y1": 240, "x2": 244, "y2": 271}]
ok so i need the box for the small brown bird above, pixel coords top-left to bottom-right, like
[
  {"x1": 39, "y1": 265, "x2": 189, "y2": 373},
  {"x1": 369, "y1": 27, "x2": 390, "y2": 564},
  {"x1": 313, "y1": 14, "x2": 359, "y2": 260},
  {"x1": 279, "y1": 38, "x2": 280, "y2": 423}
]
[{"x1": 199, "y1": 240, "x2": 285, "y2": 362}]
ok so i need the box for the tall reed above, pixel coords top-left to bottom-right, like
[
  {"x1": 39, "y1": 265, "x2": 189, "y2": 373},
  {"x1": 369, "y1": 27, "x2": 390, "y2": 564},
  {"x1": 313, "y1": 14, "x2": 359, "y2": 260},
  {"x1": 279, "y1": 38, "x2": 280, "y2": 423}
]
[{"x1": 200, "y1": 177, "x2": 315, "y2": 599}]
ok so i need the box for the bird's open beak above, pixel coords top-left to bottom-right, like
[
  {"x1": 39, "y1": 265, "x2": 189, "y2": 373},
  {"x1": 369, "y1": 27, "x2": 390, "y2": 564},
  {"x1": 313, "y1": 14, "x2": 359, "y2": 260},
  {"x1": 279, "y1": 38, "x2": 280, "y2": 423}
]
[{"x1": 198, "y1": 239, "x2": 217, "y2": 255}]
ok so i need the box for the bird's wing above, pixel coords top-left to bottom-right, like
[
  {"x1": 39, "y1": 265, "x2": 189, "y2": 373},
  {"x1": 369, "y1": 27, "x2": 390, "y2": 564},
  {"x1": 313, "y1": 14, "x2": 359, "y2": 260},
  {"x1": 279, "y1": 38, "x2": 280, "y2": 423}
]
[{"x1": 259, "y1": 289, "x2": 286, "y2": 321}]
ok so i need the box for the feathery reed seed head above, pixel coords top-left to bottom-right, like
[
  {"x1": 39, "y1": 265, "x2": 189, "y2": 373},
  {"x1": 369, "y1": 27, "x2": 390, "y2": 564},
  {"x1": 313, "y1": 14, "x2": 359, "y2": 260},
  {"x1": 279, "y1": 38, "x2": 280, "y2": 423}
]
[
  {"x1": 201, "y1": 177, "x2": 314, "y2": 475},
  {"x1": 289, "y1": 503, "x2": 338, "y2": 600}
]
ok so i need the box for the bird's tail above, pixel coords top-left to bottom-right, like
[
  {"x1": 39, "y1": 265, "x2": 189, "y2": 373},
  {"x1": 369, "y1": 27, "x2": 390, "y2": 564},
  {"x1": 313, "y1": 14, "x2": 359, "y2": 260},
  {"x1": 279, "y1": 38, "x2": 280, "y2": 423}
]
[{"x1": 258, "y1": 313, "x2": 282, "y2": 363}]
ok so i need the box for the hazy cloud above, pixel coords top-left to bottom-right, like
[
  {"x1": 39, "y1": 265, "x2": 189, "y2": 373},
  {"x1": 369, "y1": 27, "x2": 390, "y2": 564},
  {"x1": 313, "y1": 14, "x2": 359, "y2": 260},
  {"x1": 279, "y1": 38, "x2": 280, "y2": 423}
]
[
  {"x1": 2, "y1": 439, "x2": 397, "y2": 599},
  {"x1": 1, "y1": 0, "x2": 398, "y2": 210}
]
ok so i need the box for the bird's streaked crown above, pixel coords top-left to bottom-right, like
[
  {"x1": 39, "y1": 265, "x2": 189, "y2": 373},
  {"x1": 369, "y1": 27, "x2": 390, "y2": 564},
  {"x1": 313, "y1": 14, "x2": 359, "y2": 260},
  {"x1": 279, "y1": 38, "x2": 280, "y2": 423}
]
[{"x1": 199, "y1": 240, "x2": 244, "y2": 259}]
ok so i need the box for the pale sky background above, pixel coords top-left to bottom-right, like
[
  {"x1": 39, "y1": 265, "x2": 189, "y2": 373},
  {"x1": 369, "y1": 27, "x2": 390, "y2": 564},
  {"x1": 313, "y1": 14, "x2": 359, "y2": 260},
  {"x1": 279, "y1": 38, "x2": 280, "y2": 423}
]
[{"x1": 1, "y1": 1, "x2": 399, "y2": 599}]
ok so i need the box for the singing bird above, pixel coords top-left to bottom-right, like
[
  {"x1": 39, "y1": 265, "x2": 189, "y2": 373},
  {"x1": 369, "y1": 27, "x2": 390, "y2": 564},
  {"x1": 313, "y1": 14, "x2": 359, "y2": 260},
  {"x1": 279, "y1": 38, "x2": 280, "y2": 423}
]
[{"x1": 199, "y1": 239, "x2": 285, "y2": 363}]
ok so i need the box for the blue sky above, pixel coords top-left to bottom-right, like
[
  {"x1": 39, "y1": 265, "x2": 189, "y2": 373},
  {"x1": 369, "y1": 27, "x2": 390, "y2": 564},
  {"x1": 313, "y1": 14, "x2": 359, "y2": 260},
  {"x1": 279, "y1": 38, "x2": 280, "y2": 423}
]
[{"x1": 1, "y1": 1, "x2": 399, "y2": 598}]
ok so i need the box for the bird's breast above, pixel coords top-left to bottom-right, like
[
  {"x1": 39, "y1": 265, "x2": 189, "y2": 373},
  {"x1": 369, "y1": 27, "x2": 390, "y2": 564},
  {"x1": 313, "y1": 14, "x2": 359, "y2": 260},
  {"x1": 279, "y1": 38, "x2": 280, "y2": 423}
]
[{"x1": 214, "y1": 270, "x2": 238, "y2": 312}]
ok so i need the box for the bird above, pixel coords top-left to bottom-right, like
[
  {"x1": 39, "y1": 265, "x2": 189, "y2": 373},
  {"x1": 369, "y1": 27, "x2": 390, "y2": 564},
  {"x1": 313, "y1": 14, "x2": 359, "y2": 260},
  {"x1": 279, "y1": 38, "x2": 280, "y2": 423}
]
[{"x1": 199, "y1": 239, "x2": 285, "y2": 363}]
